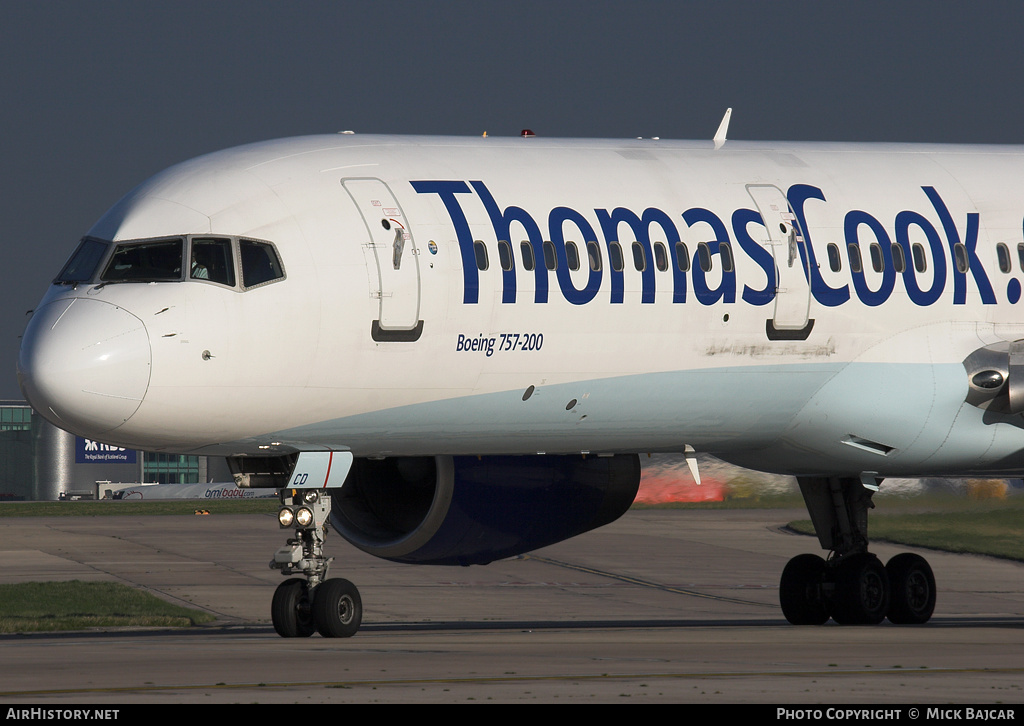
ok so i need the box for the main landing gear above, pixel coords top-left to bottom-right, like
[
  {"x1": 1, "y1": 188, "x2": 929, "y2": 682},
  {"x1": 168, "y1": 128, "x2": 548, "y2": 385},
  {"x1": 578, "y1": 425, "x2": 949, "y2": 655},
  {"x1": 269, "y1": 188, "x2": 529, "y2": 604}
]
[
  {"x1": 779, "y1": 476, "x2": 936, "y2": 626},
  {"x1": 270, "y1": 488, "x2": 363, "y2": 637}
]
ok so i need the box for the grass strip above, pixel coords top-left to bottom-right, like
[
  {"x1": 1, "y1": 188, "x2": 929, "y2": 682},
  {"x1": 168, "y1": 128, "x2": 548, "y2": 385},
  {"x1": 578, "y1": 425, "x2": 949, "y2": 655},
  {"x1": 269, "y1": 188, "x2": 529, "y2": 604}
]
[
  {"x1": 0, "y1": 580, "x2": 216, "y2": 633},
  {"x1": 788, "y1": 502, "x2": 1024, "y2": 562}
]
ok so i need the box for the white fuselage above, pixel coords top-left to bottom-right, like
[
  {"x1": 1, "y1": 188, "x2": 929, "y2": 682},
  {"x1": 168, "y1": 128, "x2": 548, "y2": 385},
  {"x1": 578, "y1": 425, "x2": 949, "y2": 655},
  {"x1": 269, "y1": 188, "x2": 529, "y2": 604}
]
[{"x1": 17, "y1": 134, "x2": 1024, "y2": 477}]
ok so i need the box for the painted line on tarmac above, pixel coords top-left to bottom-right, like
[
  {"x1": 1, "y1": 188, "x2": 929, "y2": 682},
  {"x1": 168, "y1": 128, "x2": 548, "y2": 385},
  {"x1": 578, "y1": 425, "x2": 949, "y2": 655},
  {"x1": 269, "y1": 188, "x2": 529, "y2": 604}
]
[{"x1": 518, "y1": 554, "x2": 774, "y2": 608}]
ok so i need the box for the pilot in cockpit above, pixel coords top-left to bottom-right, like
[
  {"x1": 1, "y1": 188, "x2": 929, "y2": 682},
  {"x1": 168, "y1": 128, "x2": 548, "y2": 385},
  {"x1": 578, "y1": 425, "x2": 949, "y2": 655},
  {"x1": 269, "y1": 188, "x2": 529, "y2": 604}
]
[{"x1": 190, "y1": 250, "x2": 209, "y2": 280}]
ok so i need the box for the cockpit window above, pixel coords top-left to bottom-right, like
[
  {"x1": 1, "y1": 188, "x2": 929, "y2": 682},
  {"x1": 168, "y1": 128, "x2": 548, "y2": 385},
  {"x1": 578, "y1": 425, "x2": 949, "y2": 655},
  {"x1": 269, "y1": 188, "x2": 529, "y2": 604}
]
[
  {"x1": 239, "y1": 239, "x2": 285, "y2": 288},
  {"x1": 55, "y1": 238, "x2": 109, "y2": 284},
  {"x1": 101, "y1": 238, "x2": 183, "y2": 282},
  {"x1": 190, "y1": 238, "x2": 235, "y2": 286}
]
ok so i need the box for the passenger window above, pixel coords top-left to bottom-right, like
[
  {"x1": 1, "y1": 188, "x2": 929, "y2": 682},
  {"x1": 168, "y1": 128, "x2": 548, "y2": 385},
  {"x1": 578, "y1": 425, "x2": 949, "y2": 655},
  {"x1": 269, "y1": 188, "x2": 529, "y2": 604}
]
[
  {"x1": 720, "y1": 242, "x2": 734, "y2": 273},
  {"x1": 956, "y1": 243, "x2": 970, "y2": 273},
  {"x1": 891, "y1": 243, "x2": 906, "y2": 273},
  {"x1": 473, "y1": 241, "x2": 488, "y2": 271},
  {"x1": 498, "y1": 240, "x2": 513, "y2": 271},
  {"x1": 869, "y1": 243, "x2": 884, "y2": 273},
  {"x1": 653, "y1": 242, "x2": 668, "y2": 272},
  {"x1": 520, "y1": 241, "x2": 535, "y2": 271},
  {"x1": 996, "y1": 243, "x2": 1010, "y2": 273},
  {"x1": 240, "y1": 239, "x2": 285, "y2": 288},
  {"x1": 674, "y1": 242, "x2": 690, "y2": 272},
  {"x1": 847, "y1": 244, "x2": 863, "y2": 274},
  {"x1": 565, "y1": 242, "x2": 580, "y2": 271},
  {"x1": 542, "y1": 241, "x2": 557, "y2": 270},
  {"x1": 587, "y1": 241, "x2": 602, "y2": 271},
  {"x1": 102, "y1": 238, "x2": 183, "y2": 282},
  {"x1": 697, "y1": 242, "x2": 712, "y2": 273},
  {"x1": 631, "y1": 242, "x2": 646, "y2": 271},
  {"x1": 190, "y1": 238, "x2": 235, "y2": 286},
  {"x1": 609, "y1": 242, "x2": 624, "y2": 272},
  {"x1": 912, "y1": 243, "x2": 927, "y2": 273},
  {"x1": 827, "y1": 243, "x2": 841, "y2": 272}
]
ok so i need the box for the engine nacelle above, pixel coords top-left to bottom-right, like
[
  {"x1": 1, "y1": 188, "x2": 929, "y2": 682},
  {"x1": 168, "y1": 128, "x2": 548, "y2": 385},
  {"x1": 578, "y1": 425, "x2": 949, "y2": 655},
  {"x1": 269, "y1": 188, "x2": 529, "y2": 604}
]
[
  {"x1": 328, "y1": 454, "x2": 641, "y2": 566},
  {"x1": 964, "y1": 340, "x2": 1024, "y2": 414}
]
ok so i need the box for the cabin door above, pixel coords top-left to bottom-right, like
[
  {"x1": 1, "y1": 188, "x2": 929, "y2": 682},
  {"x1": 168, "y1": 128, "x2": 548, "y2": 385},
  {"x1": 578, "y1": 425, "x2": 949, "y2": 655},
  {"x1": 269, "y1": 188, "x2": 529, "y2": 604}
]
[
  {"x1": 342, "y1": 178, "x2": 422, "y2": 339},
  {"x1": 746, "y1": 184, "x2": 812, "y2": 335}
]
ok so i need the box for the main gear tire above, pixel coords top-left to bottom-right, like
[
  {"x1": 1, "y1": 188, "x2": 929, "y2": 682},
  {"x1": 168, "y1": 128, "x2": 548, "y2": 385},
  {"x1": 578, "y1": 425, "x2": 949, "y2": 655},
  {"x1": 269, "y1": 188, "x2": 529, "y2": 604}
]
[
  {"x1": 886, "y1": 553, "x2": 936, "y2": 624},
  {"x1": 780, "y1": 554, "x2": 830, "y2": 625},
  {"x1": 831, "y1": 553, "x2": 889, "y2": 625}
]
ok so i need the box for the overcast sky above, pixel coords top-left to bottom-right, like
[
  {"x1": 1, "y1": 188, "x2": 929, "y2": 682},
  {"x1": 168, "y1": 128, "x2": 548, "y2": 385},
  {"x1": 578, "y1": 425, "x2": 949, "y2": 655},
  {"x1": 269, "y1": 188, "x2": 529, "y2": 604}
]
[{"x1": 3, "y1": 1, "x2": 1024, "y2": 399}]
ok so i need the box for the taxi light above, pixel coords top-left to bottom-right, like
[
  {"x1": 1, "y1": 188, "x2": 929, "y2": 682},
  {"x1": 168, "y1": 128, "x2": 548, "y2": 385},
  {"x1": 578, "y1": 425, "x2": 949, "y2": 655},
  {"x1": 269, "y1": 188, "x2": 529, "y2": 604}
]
[{"x1": 278, "y1": 507, "x2": 295, "y2": 528}]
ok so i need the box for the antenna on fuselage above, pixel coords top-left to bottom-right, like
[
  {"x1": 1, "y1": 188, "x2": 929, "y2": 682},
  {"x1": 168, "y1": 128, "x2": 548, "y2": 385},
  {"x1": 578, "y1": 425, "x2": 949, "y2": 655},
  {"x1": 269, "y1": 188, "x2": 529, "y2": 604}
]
[{"x1": 713, "y1": 108, "x2": 732, "y2": 150}]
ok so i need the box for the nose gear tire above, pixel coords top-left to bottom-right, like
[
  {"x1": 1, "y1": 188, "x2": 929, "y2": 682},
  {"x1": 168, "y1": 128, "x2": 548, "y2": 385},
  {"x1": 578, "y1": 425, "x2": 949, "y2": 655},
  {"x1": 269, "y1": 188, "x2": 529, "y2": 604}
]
[{"x1": 312, "y1": 578, "x2": 363, "y2": 638}]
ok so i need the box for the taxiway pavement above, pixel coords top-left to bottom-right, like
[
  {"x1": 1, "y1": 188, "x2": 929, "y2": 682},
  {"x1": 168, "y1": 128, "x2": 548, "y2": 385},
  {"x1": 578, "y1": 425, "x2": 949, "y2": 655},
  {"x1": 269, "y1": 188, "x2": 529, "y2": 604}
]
[{"x1": 1, "y1": 508, "x2": 1023, "y2": 703}]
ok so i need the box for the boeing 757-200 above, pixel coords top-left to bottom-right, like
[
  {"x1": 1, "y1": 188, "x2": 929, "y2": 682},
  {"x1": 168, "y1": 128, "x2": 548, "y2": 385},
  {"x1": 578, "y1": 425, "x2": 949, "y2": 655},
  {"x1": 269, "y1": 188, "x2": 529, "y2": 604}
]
[{"x1": 18, "y1": 126, "x2": 1024, "y2": 635}]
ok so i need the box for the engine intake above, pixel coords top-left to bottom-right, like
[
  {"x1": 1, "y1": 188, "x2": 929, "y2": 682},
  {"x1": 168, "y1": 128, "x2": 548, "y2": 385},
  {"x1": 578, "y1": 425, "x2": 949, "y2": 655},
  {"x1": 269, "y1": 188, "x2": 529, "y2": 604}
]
[{"x1": 329, "y1": 454, "x2": 641, "y2": 566}]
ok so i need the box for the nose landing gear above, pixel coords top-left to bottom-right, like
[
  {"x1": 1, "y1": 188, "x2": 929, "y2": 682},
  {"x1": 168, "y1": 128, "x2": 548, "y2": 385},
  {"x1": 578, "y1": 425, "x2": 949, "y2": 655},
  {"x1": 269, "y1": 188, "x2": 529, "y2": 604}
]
[{"x1": 270, "y1": 488, "x2": 363, "y2": 637}]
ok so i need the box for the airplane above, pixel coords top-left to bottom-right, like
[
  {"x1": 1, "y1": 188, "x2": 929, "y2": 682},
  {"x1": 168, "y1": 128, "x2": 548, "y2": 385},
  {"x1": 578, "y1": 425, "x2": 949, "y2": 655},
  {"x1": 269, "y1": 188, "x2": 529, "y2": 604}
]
[{"x1": 17, "y1": 118, "x2": 1024, "y2": 637}]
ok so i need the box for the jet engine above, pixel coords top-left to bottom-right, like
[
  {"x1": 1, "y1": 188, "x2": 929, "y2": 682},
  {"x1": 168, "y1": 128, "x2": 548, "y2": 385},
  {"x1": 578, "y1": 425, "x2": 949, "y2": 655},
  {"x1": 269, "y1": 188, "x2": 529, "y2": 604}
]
[
  {"x1": 328, "y1": 454, "x2": 641, "y2": 565},
  {"x1": 963, "y1": 340, "x2": 1024, "y2": 414}
]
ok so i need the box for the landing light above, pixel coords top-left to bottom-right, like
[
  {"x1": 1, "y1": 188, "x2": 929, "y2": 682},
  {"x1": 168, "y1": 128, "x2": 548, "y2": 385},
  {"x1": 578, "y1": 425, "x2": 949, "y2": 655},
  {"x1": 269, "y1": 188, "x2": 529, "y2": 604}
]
[
  {"x1": 295, "y1": 507, "x2": 314, "y2": 527},
  {"x1": 972, "y1": 370, "x2": 1005, "y2": 389}
]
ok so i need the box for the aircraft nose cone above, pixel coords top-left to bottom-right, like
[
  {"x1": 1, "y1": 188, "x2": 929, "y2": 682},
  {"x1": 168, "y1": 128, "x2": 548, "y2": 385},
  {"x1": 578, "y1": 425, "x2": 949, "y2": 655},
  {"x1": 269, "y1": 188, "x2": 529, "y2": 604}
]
[{"x1": 18, "y1": 298, "x2": 151, "y2": 435}]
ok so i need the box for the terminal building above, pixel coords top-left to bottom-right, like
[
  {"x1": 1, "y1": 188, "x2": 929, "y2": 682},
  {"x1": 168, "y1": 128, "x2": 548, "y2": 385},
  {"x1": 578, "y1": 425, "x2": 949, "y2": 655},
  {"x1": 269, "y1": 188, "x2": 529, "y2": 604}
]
[{"x1": 0, "y1": 400, "x2": 231, "y2": 500}]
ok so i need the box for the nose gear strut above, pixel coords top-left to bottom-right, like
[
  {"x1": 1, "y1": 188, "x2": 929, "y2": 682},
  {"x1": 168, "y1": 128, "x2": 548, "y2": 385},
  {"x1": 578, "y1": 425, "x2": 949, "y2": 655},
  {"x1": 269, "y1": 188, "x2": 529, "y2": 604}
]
[{"x1": 270, "y1": 488, "x2": 362, "y2": 637}]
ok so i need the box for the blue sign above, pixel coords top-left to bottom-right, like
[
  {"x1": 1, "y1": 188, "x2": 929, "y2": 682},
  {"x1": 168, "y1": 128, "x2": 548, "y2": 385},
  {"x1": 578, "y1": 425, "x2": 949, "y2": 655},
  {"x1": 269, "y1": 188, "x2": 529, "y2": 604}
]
[{"x1": 75, "y1": 438, "x2": 137, "y2": 465}]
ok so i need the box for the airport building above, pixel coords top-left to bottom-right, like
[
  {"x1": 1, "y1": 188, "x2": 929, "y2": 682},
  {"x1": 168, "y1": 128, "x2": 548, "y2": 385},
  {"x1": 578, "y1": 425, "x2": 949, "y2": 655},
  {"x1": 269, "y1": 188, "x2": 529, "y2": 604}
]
[{"x1": 0, "y1": 400, "x2": 231, "y2": 500}]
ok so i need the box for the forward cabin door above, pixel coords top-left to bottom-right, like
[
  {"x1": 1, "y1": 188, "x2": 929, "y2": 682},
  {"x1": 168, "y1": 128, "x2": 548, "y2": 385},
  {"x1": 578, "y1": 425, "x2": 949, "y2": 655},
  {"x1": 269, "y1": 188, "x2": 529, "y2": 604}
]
[
  {"x1": 342, "y1": 178, "x2": 423, "y2": 339},
  {"x1": 746, "y1": 184, "x2": 812, "y2": 334}
]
